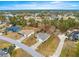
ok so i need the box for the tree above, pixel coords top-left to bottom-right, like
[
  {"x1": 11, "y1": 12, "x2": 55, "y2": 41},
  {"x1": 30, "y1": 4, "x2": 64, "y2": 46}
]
[
  {"x1": 17, "y1": 19, "x2": 27, "y2": 27},
  {"x1": 9, "y1": 16, "x2": 17, "y2": 25},
  {"x1": 41, "y1": 19, "x2": 51, "y2": 32},
  {"x1": 8, "y1": 44, "x2": 16, "y2": 56},
  {"x1": 28, "y1": 18, "x2": 36, "y2": 26},
  {"x1": 53, "y1": 18, "x2": 78, "y2": 32},
  {"x1": 9, "y1": 16, "x2": 27, "y2": 27}
]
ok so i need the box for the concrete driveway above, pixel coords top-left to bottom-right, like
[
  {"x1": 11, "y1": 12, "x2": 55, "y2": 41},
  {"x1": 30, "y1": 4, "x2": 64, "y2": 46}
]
[{"x1": 52, "y1": 34, "x2": 68, "y2": 57}]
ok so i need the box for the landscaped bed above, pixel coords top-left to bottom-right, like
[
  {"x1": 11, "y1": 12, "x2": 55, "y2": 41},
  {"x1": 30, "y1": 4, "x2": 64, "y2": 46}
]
[
  {"x1": 3, "y1": 32, "x2": 22, "y2": 40},
  {"x1": 11, "y1": 48, "x2": 32, "y2": 57},
  {"x1": 60, "y1": 40, "x2": 77, "y2": 57},
  {"x1": 36, "y1": 34, "x2": 59, "y2": 57},
  {"x1": 22, "y1": 34, "x2": 37, "y2": 46},
  {"x1": 0, "y1": 40, "x2": 12, "y2": 49}
]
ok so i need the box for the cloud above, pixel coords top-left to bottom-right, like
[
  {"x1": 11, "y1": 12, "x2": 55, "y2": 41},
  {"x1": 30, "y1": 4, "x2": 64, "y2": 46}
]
[
  {"x1": 50, "y1": 1, "x2": 63, "y2": 4},
  {"x1": 0, "y1": 1, "x2": 79, "y2": 10},
  {"x1": 71, "y1": 4, "x2": 79, "y2": 7}
]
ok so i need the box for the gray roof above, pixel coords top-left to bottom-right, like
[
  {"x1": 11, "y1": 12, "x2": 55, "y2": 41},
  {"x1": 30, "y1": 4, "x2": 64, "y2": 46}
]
[
  {"x1": 0, "y1": 49, "x2": 9, "y2": 57},
  {"x1": 70, "y1": 31, "x2": 79, "y2": 40},
  {"x1": 36, "y1": 33, "x2": 50, "y2": 41}
]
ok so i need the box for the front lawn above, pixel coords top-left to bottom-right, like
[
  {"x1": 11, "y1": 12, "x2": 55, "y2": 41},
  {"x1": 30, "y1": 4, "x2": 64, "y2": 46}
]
[
  {"x1": 0, "y1": 40, "x2": 12, "y2": 49},
  {"x1": 36, "y1": 34, "x2": 59, "y2": 57},
  {"x1": 11, "y1": 48, "x2": 32, "y2": 57},
  {"x1": 3, "y1": 32, "x2": 22, "y2": 40},
  {"x1": 22, "y1": 34, "x2": 37, "y2": 46},
  {"x1": 60, "y1": 40, "x2": 77, "y2": 57}
]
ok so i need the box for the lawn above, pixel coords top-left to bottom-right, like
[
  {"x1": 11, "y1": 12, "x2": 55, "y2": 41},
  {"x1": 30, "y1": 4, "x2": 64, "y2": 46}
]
[
  {"x1": 36, "y1": 34, "x2": 59, "y2": 57},
  {"x1": 3, "y1": 32, "x2": 22, "y2": 40},
  {"x1": 22, "y1": 26, "x2": 39, "y2": 32},
  {"x1": 23, "y1": 26, "x2": 37, "y2": 30},
  {"x1": 11, "y1": 48, "x2": 32, "y2": 57},
  {"x1": 0, "y1": 40, "x2": 12, "y2": 49},
  {"x1": 22, "y1": 34, "x2": 37, "y2": 46},
  {"x1": 60, "y1": 40, "x2": 77, "y2": 57}
]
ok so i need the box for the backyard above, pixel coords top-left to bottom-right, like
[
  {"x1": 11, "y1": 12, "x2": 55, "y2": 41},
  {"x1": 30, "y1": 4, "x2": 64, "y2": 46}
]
[{"x1": 36, "y1": 34, "x2": 59, "y2": 57}]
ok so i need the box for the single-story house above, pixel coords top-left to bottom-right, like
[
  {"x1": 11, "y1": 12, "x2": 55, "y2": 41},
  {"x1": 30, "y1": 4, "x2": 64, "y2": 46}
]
[
  {"x1": 0, "y1": 21, "x2": 6, "y2": 25},
  {"x1": 0, "y1": 49, "x2": 10, "y2": 57},
  {"x1": 69, "y1": 31, "x2": 79, "y2": 41},
  {"x1": 6, "y1": 25, "x2": 21, "y2": 32},
  {"x1": 19, "y1": 30, "x2": 34, "y2": 37},
  {"x1": 35, "y1": 32, "x2": 50, "y2": 42}
]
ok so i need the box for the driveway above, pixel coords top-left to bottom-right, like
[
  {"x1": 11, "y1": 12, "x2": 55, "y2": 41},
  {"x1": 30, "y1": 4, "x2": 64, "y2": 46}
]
[
  {"x1": 31, "y1": 40, "x2": 42, "y2": 49},
  {"x1": 52, "y1": 34, "x2": 68, "y2": 57},
  {"x1": 17, "y1": 30, "x2": 34, "y2": 42},
  {"x1": 0, "y1": 36, "x2": 43, "y2": 57},
  {"x1": 31, "y1": 33, "x2": 50, "y2": 49}
]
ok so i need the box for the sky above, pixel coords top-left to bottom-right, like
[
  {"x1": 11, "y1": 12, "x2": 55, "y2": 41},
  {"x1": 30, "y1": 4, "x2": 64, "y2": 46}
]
[{"x1": 0, "y1": 1, "x2": 79, "y2": 10}]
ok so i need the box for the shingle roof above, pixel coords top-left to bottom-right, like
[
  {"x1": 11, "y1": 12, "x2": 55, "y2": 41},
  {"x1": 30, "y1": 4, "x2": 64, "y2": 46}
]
[
  {"x1": 71, "y1": 31, "x2": 79, "y2": 40},
  {"x1": 0, "y1": 49, "x2": 9, "y2": 57},
  {"x1": 36, "y1": 33, "x2": 50, "y2": 41},
  {"x1": 6, "y1": 26, "x2": 20, "y2": 32}
]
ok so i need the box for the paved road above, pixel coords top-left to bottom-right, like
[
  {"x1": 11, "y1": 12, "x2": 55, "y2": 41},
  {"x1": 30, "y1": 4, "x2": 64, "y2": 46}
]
[
  {"x1": 0, "y1": 36, "x2": 43, "y2": 57},
  {"x1": 17, "y1": 31, "x2": 34, "y2": 42},
  {"x1": 52, "y1": 34, "x2": 68, "y2": 57},
  {"x1": 31, "y1": 40, "x2": 42, "y2": 49},
  {"x1": 16, "y1": 34, "x2": 27, "y2": 42}
]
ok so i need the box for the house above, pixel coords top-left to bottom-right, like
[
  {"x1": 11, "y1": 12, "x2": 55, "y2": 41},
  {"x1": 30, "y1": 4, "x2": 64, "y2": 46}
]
[
  {"x1": 19, "y1": 30, "x2": 34, "y2": 37},
  {"x1": 69, "y1": 31, "x2": 79, "y2": 41},
  {"x1": 0, "y1": 49, "x2": 10, "y2": 57},
  {"x1": 6, "y1": 25, "x2": 21, "y2": 32},
  {"x1": 0, "y1": 44, "x2": 16, "y2": 57},
  {"x1": 35, "y1": 32, "x2": 50, "y2": 42}
]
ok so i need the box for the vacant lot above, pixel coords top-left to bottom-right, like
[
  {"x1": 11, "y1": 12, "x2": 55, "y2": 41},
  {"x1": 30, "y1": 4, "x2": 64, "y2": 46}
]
[
  {"x1": 22, "y1": 34, "x2": 37, "y2": 46},
  {"x1": 3, "y1": 32, "x2": 22, "y2": 40},
  {"x1": 60, "y1": 40, "x2": 77, "y2": 57},
  {"x1": 0, "y1": 40, "x2": 12, "y2": 49},
  {"x1": 11, "y1": 48, "x2": 32, "y2": 57},
  {"x1": 36, "y1": 34, "x2": 59, "y2": 57}
]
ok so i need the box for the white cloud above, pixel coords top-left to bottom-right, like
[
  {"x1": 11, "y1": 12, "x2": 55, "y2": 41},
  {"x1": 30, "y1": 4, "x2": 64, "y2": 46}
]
[
  {"x1": 50, "y1": 1, "x2": 63, "y2": 4},
  {"x1": 0, "y1": 1, "x2": 79, "y2": 10},
  {"x1": 71, "y1": 4, "x2": 79, "y2": 7}
]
